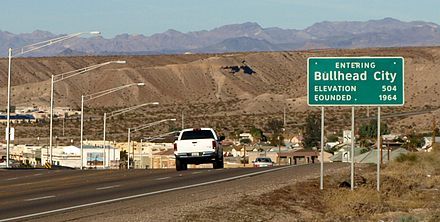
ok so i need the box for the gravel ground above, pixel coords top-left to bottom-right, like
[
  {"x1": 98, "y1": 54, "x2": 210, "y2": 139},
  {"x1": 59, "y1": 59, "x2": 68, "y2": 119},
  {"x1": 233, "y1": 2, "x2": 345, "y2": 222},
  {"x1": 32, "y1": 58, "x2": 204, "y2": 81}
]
[{"x1": 27, "y1": 163, "x2": 348, "y2": 222}]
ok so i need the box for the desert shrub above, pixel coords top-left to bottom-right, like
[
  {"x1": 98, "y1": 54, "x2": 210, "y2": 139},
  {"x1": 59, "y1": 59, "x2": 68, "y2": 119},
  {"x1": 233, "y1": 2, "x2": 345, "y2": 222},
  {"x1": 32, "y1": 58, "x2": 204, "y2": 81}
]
[
  {"x1": 395, "y1": 153, "x2": 418, "y2": 163},
  {"x1": 398, "y1": 215, "x2": 418, "y2": 222}
]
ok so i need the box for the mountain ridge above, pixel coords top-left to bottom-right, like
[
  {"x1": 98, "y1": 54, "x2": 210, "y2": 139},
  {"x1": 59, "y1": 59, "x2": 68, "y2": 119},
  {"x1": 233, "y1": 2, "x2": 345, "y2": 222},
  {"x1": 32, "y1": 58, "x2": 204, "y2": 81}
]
[{"x1": 1, "y1": 18, "x2": 440, "y2": 57}]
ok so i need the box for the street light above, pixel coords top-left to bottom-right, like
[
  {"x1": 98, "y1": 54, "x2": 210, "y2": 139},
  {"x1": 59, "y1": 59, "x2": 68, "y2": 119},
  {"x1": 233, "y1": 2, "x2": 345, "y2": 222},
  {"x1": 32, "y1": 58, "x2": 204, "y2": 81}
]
[
  {"x1": 142, "y1": 130, "x2": 180, "y2": 141},
  {"x1": 80, "y1": 82, "x2": 144, "y2": 169},
  {"x1": 49, "y1": 60, "x2": 126, "y2": 165},
  {"x1": 127, "y1": 118, "x2": 176, "y2": 169},
  {"x1": 102, "y1": 101, "x2": 159, "y2": 168},
  {"x1": 5, "y1": 31, "x2": 100, "y2": 168}
]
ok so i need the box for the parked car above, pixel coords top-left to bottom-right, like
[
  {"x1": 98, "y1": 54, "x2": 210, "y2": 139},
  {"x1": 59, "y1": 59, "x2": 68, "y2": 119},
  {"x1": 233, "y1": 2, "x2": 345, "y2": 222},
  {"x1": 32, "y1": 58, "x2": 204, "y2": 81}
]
[{"x1": 252, "y1": 157, "x2": 274, "y2": 167}]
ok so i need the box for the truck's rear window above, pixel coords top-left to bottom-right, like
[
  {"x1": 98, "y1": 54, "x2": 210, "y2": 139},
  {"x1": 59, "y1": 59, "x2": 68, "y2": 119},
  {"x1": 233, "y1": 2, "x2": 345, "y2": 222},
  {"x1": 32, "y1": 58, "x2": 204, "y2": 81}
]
[{"x1": 181, "y1": 130, "x2": 215, "y2": 140}]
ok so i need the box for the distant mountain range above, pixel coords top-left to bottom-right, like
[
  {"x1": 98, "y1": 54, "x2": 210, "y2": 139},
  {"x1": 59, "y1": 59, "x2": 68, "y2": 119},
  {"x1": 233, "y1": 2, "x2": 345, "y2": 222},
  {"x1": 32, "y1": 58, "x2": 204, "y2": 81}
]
[{"x1": 1, "y1": 17, "x2": 440, "y2": 57}]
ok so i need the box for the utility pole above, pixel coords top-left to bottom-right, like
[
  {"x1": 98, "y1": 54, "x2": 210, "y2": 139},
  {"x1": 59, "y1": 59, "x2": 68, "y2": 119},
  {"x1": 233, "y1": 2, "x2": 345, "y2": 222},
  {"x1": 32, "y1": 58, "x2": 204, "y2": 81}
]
[
  {"x1": 433, "y1": 116, "x2": 437, "y2": 149},
  {"x1": 62, "y1": 117, "x2": 65, "y2": 136},
  {"x1": 278, "y1": 135, "x2": 281, "y2": 166},
  {"x1": 243, "y1": 144, "x2": 246, "y2": 167},
  {"x1": 181, "y1": 110, "x2": 184, "y2": 130},
  {"x1": 283, "y1": 107, "x2": 286, "y2": 128}
]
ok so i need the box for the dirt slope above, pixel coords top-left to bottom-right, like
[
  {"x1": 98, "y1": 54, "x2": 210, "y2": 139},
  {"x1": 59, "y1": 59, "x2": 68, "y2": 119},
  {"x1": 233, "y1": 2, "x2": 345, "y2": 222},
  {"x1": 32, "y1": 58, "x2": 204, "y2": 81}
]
[{"x1": 0, "y1": 47, "x2": 439, "y2": 134}]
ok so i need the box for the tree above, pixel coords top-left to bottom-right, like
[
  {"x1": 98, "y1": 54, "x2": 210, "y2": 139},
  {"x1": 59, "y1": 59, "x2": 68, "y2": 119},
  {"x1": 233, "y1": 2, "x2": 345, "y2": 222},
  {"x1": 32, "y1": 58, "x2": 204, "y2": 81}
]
[
  {"x1": 266, "y1": 119, "x2": 283, "y2": 134},
  {"x1": 303, "y1": 113, "x2": 320, "y2": 149},
  {"x1": 403, "y1": 132, "x2": 423, "y2": 151},
  {"x1": 120, "y1": 150, "x2": 127, "y2": 161},
  {"x1": 327, "y1": 134, "x2": 339, "y2": 142},
  {"x1": 359, "y1": 120, "x2": 389, "y2": 139},
  {"x1": 249, "y1": 126, "x2": 263, "y2": 143},
  {"x1": 266, "y1": 119, "x2": 284, "y2": 146},
  {"x1": 269, "y1": 135, "x2": 284, "y2": 146}
]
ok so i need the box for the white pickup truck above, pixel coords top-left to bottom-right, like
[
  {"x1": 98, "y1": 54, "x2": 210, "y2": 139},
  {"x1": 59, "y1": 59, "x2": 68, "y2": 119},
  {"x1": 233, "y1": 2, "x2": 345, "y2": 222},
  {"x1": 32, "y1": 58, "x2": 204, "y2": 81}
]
[{"x1": 173, "y1": 128, "x2": 225, "y2": 171}]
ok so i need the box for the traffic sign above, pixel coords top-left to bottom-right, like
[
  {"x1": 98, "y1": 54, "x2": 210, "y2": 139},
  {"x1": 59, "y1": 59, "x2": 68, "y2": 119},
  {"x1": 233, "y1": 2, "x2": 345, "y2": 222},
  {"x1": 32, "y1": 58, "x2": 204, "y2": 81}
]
[
  {"x1": 307, "y1": 57, "x2": 404, "y2": 106},
  {"x1": 5, "y1": 127, "x2": 14, "y2": 141}
]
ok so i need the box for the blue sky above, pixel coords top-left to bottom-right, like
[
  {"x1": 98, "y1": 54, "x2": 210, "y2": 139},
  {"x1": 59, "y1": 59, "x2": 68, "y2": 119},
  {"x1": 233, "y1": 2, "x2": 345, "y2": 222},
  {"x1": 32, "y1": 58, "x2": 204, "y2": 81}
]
[{"x1": 1, "y1": 0, "x2": 439, "y2": 38}]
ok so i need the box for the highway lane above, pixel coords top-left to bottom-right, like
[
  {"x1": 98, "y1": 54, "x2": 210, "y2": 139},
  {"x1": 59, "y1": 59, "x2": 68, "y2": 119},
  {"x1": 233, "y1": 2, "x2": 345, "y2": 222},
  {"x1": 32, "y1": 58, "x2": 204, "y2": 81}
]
[
  {"x1": 0, "y1": 165, "x2": 301, "y2": 221},
  {"x1": 0, "y1": 163, "x2": 349, "y2": 221}
]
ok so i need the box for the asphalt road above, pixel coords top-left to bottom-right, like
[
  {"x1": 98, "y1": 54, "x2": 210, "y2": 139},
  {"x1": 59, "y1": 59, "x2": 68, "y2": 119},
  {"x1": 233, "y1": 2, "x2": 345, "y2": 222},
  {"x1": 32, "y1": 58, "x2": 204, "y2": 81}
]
[{"x1": 0, "y1": 163, "x2": 347, "y2": 221}]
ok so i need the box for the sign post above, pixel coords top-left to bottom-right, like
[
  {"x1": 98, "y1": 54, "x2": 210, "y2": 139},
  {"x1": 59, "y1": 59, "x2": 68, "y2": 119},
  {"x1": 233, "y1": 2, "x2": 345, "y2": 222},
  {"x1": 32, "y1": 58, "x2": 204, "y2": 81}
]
[
  {"x1": 307, "y1": 57, "x2": 404, "y2": 191},
  {"x1": 377, "y1": 106, "x2": 381, "y2": 191},
  {"x1": 320, "y1": 107, "x2": 324, "y2": 190}
]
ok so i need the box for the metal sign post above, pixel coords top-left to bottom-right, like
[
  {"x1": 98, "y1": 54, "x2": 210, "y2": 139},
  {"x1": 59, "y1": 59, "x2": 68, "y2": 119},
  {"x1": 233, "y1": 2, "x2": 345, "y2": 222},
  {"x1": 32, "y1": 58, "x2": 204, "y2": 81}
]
[
  {"x1": 320, "y1": 107, "x2": 324, "y2": 190},
  {"x1": 351, "y1": 107, "x2": 355, "y2": 190},
  {"x1": 377, "y1": 107, "x2": 381, "y2": 191}
]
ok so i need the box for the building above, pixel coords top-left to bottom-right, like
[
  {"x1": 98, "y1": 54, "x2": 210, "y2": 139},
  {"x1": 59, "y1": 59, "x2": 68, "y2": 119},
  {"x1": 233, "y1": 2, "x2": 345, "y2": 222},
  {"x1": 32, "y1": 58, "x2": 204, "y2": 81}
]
[
  {"x1": 149, "y1": 149, "x2": 175, "y2": 169},
  {"x1": 41, "y1": 145, "x2": 120, "y2": 169},
  {"x1": 0, "y1": 114, "x2": 36, "y2": 123},
  {"x1": 354, "y1": 148, "x2": 409, "y2": 163},
  {"x1": 330, "y1": 144, "x2": 368, "y2": 162},
  {"x1": 289, "y1": 136, "x2": 303, "y2": 147},
  {"x1": 0, "y1": 144, "x2": 42, "y2": 167},
  {"x1": 247, "y1": 149, "x2": 319, "y2": 165},
  {"x1": 132, "y1": 142, "x2": 173, "y2": 169},
  {"x1": 239, "y1": 133, "x2": 254, "y2": 143},
  {"x1": 421, "y1": 137, "x2": 440, "y2": 150}
]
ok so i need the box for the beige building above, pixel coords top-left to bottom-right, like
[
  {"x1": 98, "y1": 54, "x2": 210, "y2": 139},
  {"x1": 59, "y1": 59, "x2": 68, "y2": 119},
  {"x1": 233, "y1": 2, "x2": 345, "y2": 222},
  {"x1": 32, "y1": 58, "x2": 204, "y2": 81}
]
[
  {"x1": 117, "y1": 141, "x2": 173, "y2": 169},
  {"x1": 7, "y1": 144, "x2": 42, "y2": 167}
]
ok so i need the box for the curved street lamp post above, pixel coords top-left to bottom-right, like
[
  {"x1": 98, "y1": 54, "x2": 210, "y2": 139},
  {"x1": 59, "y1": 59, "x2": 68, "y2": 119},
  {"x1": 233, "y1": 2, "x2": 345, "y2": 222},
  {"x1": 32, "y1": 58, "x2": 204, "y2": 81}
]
[
  {"x1": 127, "y1": 118, "x2": 176, "y2": 169},
  {"x1": 49, "y1": 60, "x2": 126, "y2": 165},
  {"x1": 80, "y1": 83, "x2": 145, "y2": 169},
  {"x1": 103, "y1": 101, "x2": 159, "y2": 168},
  {"x1": 5, "y1": 31, "x2": 100, "y2": 168}
]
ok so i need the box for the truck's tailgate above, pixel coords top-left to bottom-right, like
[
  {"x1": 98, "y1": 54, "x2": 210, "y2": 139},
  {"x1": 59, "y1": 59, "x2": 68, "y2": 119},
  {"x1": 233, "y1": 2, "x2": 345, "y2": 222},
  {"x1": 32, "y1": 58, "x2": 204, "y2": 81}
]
[{"x1": 176, "y1": 139, "x2": 214, "y2": 153}]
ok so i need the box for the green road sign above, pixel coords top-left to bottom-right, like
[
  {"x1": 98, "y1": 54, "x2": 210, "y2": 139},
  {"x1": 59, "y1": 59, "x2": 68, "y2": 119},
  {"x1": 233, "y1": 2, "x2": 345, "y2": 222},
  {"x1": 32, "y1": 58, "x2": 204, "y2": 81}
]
[{"x1": 307, "y1": 57, "x2": 404, "y2": 106}]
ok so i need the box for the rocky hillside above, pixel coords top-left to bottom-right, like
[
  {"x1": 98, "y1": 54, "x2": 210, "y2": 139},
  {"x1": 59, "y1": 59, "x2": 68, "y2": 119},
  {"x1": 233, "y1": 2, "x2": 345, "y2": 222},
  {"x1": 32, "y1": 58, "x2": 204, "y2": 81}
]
[{"x1": 0, "y1": 47, "x2": 439, "y2": 138}]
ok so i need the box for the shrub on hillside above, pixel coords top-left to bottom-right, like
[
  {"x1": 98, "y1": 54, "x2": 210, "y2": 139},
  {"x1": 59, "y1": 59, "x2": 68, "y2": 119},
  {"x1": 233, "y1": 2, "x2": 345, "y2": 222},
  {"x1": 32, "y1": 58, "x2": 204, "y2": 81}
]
[{"x1": 395, "y1": 153, "x2": 418, "y2": 163}]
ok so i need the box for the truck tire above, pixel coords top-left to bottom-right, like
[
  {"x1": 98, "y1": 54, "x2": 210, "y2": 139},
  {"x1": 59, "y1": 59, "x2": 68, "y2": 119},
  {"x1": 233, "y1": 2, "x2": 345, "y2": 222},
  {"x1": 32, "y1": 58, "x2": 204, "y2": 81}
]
[
  {"x1": 176, "y1": 158, "x2": 183, "y2": 171},
  {"x1": 213, "y1": 156, "x2": 224, "y2": 169},
  {"x1": 218, "y1": 156, "x2": 224, "y2": 169}
]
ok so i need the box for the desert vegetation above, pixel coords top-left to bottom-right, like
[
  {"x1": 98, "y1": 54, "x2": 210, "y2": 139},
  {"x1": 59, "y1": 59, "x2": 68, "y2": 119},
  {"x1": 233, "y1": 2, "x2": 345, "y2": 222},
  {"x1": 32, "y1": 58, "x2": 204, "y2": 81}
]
[{"x1": 183, "y1": 145, "x2": 440, "y2": 221}]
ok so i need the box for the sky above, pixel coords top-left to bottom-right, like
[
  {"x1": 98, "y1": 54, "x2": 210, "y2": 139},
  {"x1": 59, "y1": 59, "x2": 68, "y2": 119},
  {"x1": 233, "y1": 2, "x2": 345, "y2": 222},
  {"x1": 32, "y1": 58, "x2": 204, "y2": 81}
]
[{"x1": 1, "y1": 0, "x2": 439, "y2": 38}]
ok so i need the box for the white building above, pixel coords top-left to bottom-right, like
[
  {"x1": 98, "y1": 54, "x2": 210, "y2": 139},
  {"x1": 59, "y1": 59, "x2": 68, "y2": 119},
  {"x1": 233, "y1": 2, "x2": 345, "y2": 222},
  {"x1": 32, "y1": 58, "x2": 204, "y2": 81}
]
[
  {"x1": 41, "y1": 145, "x2": 120, "y2": 169},
  {"x1": 239, "y1": 133, "x2": 254, "y2": 143},
  {"x1": 422, "y1": 137, "x2": 440, "y2": 150}
]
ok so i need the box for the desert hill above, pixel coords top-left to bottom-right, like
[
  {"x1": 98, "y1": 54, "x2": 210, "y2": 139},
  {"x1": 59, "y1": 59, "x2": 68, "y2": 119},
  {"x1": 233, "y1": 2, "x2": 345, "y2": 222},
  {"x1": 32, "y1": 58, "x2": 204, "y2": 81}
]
[{"x1": 0, "y1": 47, "x2": 439, "y2": 141}]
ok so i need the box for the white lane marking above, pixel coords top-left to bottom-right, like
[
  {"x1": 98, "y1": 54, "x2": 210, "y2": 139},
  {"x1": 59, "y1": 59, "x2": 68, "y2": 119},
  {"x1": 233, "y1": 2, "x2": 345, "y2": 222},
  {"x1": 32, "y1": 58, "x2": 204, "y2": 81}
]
[
  {"x1": 154, "y1": 177, "x2": 171, "y2": 181},
  {"x1": 96, "y1": 185, "x2": 121, "y2": 190},
  {"x1": 191, "y1": 171, "x2": 202, "y2": 174},
  {"x1": 3, "y1": 172, "x2": 45, "y2": 181},
  {"x1": 24, "y1": 195, "x2": 56, "y2": 202},
  {"x1": 0, "y1": 165, "x2": 295, "y2": 222}
]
